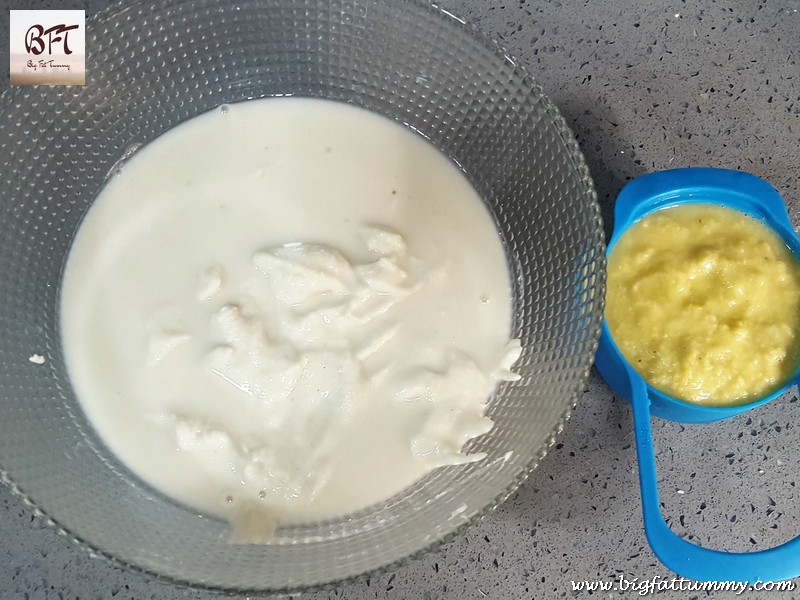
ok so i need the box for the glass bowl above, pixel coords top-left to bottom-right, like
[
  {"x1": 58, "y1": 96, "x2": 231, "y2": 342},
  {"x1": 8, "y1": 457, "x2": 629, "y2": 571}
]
[{"x1": 0, "y1": 0, "x2": 604, "y2": 593}]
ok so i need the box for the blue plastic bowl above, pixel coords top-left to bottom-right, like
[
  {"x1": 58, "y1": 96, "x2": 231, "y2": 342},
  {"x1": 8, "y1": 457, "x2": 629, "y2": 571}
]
[
  {"x1": 595, "y1": 167, "x2": 800, "y2": 583},
  {"x1": 597, "y1": 167, "x2": 800, "y2": 423}
]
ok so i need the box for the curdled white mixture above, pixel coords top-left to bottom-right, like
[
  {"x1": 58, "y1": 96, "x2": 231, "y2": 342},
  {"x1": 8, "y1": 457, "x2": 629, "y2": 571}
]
[{"x1": 60, "y1": 98, "x2": 519, "y2": 534}]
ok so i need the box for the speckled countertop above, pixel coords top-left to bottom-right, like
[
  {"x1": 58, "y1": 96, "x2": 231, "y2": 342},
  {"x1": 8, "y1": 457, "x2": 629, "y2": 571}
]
[{"x1": 1, "y1": 0, "x2": 799, "y2": 598}]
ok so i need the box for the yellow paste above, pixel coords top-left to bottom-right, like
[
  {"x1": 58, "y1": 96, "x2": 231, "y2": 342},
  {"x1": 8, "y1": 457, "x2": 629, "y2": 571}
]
[{"x1": 606, "y1": 203, "x2": 800, "y2": 406}]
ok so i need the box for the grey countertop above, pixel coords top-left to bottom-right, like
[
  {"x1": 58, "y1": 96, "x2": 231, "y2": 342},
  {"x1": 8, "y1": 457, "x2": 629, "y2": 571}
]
[{"x1": 2, "y1": 0, "x2": 799, "y2": 598}]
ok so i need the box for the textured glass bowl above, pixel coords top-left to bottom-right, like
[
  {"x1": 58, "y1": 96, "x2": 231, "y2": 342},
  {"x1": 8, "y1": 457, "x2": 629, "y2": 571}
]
[{"x1": 0, "y1": 0, "x2": 604, "y2": 593}]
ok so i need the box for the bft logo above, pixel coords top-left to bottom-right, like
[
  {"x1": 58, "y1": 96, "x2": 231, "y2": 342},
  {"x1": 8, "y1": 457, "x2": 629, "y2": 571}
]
[
  {"x1": 25, "y1": 23, "x2": 80, "y2": 56},
  {"x1": 9, "y1": 10, "x2": 86, "y2": 86}
]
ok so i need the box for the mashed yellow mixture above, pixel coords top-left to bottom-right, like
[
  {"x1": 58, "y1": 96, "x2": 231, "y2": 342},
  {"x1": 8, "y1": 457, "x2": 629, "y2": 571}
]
[{"x1": 606, "y1": 203, "x2": 800, "y2": 406}]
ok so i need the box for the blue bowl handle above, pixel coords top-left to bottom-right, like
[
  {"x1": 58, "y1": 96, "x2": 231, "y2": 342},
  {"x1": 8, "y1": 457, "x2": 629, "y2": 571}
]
[{"x1": 628, "y1": 366, "x2": 800, "y2": 583}]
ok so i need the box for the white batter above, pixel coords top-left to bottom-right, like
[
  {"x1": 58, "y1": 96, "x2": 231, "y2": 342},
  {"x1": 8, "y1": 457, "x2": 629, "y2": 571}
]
[{"x1": 60, "y1": 98, "x2": 519, "y2": 534}]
